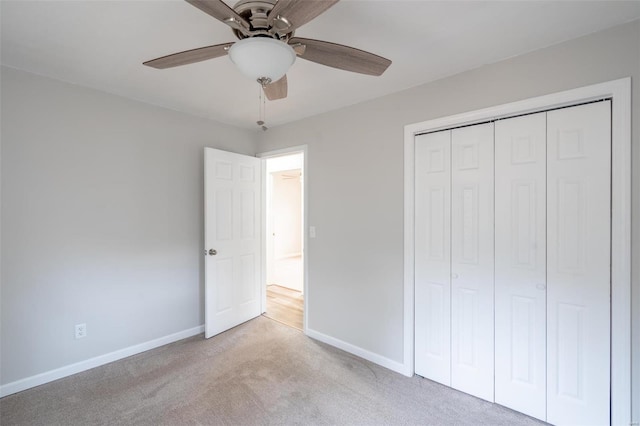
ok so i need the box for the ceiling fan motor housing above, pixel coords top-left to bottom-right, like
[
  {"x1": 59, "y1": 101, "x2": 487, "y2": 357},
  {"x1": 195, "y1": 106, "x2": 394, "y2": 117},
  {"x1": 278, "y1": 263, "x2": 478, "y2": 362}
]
[{"x1": 231, "y1": 0, "x2": 293, "y2": 41}]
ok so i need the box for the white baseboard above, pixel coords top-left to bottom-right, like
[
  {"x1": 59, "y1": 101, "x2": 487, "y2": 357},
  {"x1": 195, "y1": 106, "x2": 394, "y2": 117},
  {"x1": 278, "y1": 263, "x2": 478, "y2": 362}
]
[
  {"x1": 2, "y1": 325, "x2": 411, "y2": 398},
  {"x1": 305, "y1": 328, "x2": 411, "y2": 377},
  {"x1": 0, "y1": 325, "x2": 204, "y2": 398}
]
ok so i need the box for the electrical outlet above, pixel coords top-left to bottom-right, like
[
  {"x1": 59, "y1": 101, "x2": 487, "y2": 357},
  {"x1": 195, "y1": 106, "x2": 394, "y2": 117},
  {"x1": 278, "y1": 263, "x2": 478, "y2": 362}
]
[{"x1": 75, "y1": 323, "x2": 87, "y2": 339}]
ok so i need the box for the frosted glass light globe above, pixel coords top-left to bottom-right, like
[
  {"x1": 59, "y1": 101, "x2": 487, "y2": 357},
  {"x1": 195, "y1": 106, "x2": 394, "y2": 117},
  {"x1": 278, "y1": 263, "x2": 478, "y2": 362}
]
[{"x1": 229, "y1": 37, "x2": 296, "y2": 83}]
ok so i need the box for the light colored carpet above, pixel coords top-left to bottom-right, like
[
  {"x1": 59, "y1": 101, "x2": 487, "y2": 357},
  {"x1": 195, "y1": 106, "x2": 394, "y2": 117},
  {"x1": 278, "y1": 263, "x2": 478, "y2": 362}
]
[{"x1": 1, "y1": 317, "x2": 544, "y2": 425}]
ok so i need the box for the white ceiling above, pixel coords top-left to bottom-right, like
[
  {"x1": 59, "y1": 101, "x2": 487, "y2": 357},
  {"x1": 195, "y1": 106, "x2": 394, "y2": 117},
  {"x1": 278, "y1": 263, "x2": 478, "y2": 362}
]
[{"x1": 2, "y1": 1, "x2": 639, "y2": 129}]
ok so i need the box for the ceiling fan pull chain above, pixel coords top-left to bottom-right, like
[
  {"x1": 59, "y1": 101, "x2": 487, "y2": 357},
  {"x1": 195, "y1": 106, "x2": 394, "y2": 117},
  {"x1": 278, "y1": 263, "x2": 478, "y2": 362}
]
[
  {"x1": 262, "y1": 91, "x2": 268, "y2": 131},
  {"x1": 257, "y1": 86, "x2": 262, "y2": 125},
  {"x1": 257, "y1": 86, "x2": 268, "y2": 131}
]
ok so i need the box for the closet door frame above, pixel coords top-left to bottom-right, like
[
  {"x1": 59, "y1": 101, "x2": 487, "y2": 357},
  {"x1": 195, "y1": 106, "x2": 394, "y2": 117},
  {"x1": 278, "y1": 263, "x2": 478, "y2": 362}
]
[{"x1": 404, "y1": 78, "x2": 631, "y2": 425}]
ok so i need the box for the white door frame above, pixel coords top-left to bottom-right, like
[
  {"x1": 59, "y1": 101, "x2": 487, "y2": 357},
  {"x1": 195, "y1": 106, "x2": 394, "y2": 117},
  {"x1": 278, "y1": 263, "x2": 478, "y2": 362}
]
[
  {"x1": 403, "y1": 78, "x2": 631, "y2": 425},
  {"x1": 257, "y1": 145, "x2": 308, "y2": 333}
]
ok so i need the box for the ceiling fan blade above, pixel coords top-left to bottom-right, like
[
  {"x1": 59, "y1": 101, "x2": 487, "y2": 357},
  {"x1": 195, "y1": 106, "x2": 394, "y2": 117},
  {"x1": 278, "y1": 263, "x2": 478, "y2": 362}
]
[
  {"x1": 263, "y1": 75, "x2": 288, "y2": 100},
  {"x1": 289, "y1": 37, "x2": 391, "y2": 76},
  {"x1": 268, "y1": 0, "x2": 339, "y2": 32},
  {"x1": 143, "y1": 43, "x2": 234, "y2": 69},
  {"x1": 185, "y1": 0, "x2": 249, "y2": 30}
]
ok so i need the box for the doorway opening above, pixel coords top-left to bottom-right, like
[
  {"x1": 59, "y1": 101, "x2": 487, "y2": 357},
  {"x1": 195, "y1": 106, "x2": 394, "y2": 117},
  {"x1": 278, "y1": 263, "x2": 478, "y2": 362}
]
[{"x1": 262, "y1": 151, "x2": 305, "y2": 330}]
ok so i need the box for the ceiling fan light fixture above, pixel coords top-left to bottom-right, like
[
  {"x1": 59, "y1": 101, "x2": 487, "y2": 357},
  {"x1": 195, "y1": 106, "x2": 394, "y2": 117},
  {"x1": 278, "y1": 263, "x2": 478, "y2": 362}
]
[{"x1": 228, "y1": 37, "x2": 296, "y2": 84}]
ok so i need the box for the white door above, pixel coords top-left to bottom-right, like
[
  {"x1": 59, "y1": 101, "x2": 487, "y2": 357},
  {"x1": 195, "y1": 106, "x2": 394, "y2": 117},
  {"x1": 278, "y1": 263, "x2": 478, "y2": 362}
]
[
  {"x1": 204, "y1": 148, "x2": 262, "y2": 338},
  {"x1": 450, "y1": 123, "x2": 494, "y2": 402},
  {"x1": 546, "y1": 101, "x2": 611, "y2": 425},
  {"x1": 494, "y1": 112, "x2": 547, "y2": 419},
  {"x1": 414, "y1": 130, "x2": 451, "y2": 385}
]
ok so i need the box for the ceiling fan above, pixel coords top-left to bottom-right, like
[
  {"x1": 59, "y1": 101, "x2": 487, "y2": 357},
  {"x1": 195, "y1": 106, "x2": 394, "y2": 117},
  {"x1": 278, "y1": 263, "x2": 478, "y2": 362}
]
[{"x1": 143, "y1": 0, "x2": 392, "y2": 101}]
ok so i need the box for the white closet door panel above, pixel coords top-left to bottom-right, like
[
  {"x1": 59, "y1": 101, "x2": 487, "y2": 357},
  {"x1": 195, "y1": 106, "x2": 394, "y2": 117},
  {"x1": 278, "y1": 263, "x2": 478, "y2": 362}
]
[
  {"x1": 450, "y1": 123, "x2": 494, "y2": 402},
  {"x1": 494, "y1": 113, "x2": 547, "y2": 420},
  {"x1": 547, "y1": 101, "x2": 611, "y2": 426},
  {"x1": 415, "y1": 131, "x2": 452, "y2": 385}
]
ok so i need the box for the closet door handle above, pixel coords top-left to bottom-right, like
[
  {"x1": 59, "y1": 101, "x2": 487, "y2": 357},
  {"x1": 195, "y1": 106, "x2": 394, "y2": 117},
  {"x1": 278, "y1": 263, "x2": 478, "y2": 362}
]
[
  {"x1": 536, "y1": 283, "x2": 546, "y2": 290},
  {"x1": 451, "y1": 273, "x2": 459, "y2": 279}
]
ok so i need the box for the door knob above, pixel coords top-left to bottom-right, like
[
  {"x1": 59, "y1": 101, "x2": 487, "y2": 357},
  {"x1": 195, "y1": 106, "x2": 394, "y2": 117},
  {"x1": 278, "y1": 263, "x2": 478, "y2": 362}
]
[
  {"x1": 208, "y1": 249, "x2": 217, "y2": 256},
  {"x1": 452, "y1": 273, "x2": 459, "y2": 279}
]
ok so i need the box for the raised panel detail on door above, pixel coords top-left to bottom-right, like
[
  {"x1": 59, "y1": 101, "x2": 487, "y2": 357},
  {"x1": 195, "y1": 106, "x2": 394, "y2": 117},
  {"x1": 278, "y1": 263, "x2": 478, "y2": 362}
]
[
  {"x1": 494, "y1": 112, "x2": 546, "y2": 420},
  {"x1": 456, "y1": 287, "x2": 478, "y2": 367},
  {"x1": 216, "y1": 189, "x2": 233, "y2": 241},
  {"x1": 239, "y1": 253, "x2": 256, "y2": 305},
  {"x1": 427, "y1": 187, "x2": 446, "y2": 259},
  {"x1": 216, "y1": 161, "x2": 233, "y2": 180},
  {"x1": 239, "y1": 164, "x2": 255, "y2": 182},
  {"x1": 510, "y1": 295, "x2": 536, "y2": 382},
  {"x1": 240, "y1": 190, "x2": 255, "y2": 239},
  {"x1": 215, "y1": 258, "x2": 233, "y2": 313},
  {"x1": 556, "y1": 303, "x2": 585, "y2": 400},
  {"x1": 450, "y1": 123, "x2": 494, "y2": 402},
  {"x1": 546, "y1": 101, "x2": 611, "y2": 426},
  {"x1": 556, "y1": 180, "x2": 585, "y2": 273},
  {"x1": 512, "y1": 181, "x2": 536, "y2": 267},
  {"x1": 415, "y1": 130, "x2": 451, "y2": 385}
]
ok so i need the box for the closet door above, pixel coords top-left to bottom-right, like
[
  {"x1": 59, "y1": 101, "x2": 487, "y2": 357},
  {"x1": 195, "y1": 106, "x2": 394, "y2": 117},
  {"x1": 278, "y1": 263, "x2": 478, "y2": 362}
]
[
  {"x1": 450, "y1": 123, "x2": 494, "y2": 402},
  {"x1": 546, "y1": 101, "x2": 611, "y2": 425},
  {"x1": 414, "y1": 130, "x2": 451, "y2": 385},
  {"x1": 494, "y1": 113, "x2": 547, "y2": 420}
]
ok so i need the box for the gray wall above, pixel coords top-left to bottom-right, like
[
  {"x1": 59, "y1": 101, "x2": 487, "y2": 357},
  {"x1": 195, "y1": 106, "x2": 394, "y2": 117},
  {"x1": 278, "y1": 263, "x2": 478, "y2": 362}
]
[
  {"x1": 260, "y1": 20, "x2": 640, "y2": 417},
  {"x1": 0, "y1": 67, "x2": 257, "y2": 384},
  {"x1": 1, "y1": 18, "x2": 638, "y2": 419}
]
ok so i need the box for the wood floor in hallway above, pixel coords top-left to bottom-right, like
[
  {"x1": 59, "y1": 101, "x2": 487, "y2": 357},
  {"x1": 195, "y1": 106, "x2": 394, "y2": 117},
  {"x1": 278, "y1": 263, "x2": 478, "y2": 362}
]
[{"x1": 264, "y1": 284, "x2": 303, "y2": 330}]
